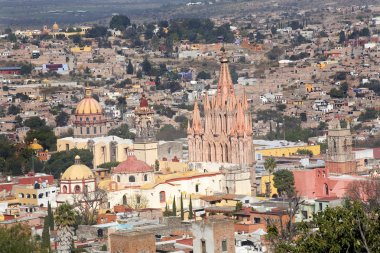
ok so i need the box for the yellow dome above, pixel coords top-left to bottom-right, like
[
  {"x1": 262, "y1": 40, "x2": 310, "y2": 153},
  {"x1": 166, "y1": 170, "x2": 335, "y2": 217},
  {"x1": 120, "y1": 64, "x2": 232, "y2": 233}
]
[
  {"x1": 29, "y1": 138, "x2": 43, "y2": 150},
  {"x1": 75, "y1": 88, "x2": 103, "y2": 115},
  {"x1": 52, "y1": 22, "x2": 59, "y2": 31},
  {"x1": 61, "y1": 156, "x2": 94, "y2": 180}
]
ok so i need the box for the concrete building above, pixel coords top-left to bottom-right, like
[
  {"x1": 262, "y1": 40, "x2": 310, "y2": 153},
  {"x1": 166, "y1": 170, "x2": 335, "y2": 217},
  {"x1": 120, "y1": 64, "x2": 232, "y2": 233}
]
[{"x1": 192, "y1": 219, "x2": 235, "y2": 253}]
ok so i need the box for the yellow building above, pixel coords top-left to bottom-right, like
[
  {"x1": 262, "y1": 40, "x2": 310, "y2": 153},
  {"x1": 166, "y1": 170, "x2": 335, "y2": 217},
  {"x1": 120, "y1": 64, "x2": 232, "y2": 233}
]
[
  {"x1": 260, "y1": 175, "x2": 278, "y2": 198},
  {"x1": 256, "y1": 144, "x2": 320, "y2": 157},
  {"x1": 70, "y1": 46, "x2": 92, "y2": 53},
  {"x1": 305, "y1": 83, "x2": 314, "y2": 93}
]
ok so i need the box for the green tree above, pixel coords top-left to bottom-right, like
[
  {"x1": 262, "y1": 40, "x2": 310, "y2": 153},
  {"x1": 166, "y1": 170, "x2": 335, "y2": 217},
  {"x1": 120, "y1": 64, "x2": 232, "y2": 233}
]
[
  {"x1": 299, "y1": 112, "x2": 307, "y2": 122},
  {"x1": 297, "y1": 149, "x2": 313, "y2": 157},
  {"x1": 127, "y1": 59, "x2": 134, "y2": 74},
  {"x1": 172, "y1": 196, "x2": 177, "y2": 216},
  {"x1": 24, "y1": 116, "x2": 46, "y2": 129},
  {"x1": 55, "y1": 111, "x2": 69, "y2": 127},
  {"x1": 0, "y1": 224, "x2": 37, "y2": 253},
  {"x1": 141, "y1": 58, "x2": 152, "y2": 76},
  {"x1": 47, "y1": 202, "x2": 54, "y2": 231},
  {"x1": 180, "y1": 194, "x2": 184, "y2": 220},
  {"x1": 45, "y1": 149, "x2": 93, "y2": 178},
  {"x1": 7, "y1": 104, "x2": 20, "y2": 115},
  {"x1": 108, "y1": 124, "x2": 135, "y2": 139},
  {"x1": 55, "y1": 203, "x2": 77, "y2": 253},
  {"x1": 196, "y1": 71, "x2": 211, "y2": 80},
  {"x1": 273, "y1": 170, "x2": 295, "y2": 198},
  {"x1": 338, "y1": 30, "x2": 346, "y2": 44},
  {"x1": 41, "y1": 217, "x2": 51, "y2": 252},
  {"x1": 235, "y1": 201, "x2": 243, "y2": 211},
  {"x1": 25, "y1": 127, "x2": 57, "y2": 151},
  {"x1": 21, "y1": 64, "x2": 33, "y2": 75},
  {"x1": 358, "y1": 108, "x2": 379, "y2": 122},
  {"x1": 110, "y1": 15, "x2": 131, "y2": 31},
  {"x1": 277, "y1": 201, "x2": 380, "y2": 253},
  {"x1": 188, "y1": 196, "x2": 193, "y2": 220},
  {"x1": 264, "y1": 157, "x2": 276, "y2": 198}
]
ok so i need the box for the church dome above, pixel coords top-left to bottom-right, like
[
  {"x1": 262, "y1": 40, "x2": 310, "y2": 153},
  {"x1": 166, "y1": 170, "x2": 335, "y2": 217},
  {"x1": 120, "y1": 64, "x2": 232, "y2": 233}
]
[
  {"x1": 52, "y1": 22, "x2": 59, "y2": 31},
  {"x1": 29, "y1": 138, "x2": 43, "y2": 150},
  {"x1": 61, "y1": 155, "x2": 94, "y2": 180},
  {"x1": 113, "y1": 155, "x2": 152, "y2": 174},
  {"x1": 75, "y1": 88, "x2": 103, "y2": 115}
]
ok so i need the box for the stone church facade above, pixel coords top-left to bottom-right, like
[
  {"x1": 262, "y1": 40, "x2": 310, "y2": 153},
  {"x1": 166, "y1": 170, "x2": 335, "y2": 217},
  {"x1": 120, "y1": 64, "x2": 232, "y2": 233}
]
[{"x1": 187, "y1": 54, "x2": 255, "y2": 195}]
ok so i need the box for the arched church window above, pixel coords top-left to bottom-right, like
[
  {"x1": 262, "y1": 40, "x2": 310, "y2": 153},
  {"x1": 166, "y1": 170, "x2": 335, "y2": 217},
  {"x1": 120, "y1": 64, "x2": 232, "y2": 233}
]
[
  {"x1": 86, "y1": 127, "x2": 90, "y2": 134},
  {"x1": 74, "y1": 185, "x2": 81, "y2": 193},
  {"x1": 129, "y1": 176, "x2": 135, "y2": 183},
  {"x1": 62, "y1": 185, "x2": 67, "y2": 193},
  {"x1": 86, "y1": 117, "x2": 89, "y2": 122},
  {"x1": 144, "y1": 174, "x2": 148, "y2": 181},
  {"x1": 159, "y1": 191, "x2": 166, "y2": 203},
  {"x1": 324, "y1": 183, "x2": 329, "y2": 196},
  {"x1": 117, "y1": 175, "x2": 121, "y2": 182}
]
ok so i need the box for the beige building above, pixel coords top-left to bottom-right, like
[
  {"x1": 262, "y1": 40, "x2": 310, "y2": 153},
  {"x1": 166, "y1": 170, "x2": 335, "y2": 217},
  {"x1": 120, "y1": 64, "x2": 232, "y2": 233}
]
[{"x1": 57, "y1": 136, "x2": 133, "y2": 168}]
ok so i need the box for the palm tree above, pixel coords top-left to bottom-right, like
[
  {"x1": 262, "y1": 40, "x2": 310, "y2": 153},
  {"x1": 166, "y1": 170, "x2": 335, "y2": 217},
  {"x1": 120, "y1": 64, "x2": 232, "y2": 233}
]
[
  {"x1": 264, "y1": 157, "x2": 277, "y2": 198},
  {"x1": 55, "y1": 203, "x2": 77, "y2": 253}
]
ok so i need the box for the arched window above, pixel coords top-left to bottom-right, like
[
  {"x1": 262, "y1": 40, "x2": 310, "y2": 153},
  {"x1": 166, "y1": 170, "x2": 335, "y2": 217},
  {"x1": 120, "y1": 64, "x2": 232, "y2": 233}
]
[
  {"x1": 159, "y1": 191, "x2": 166, "y2": 203},
  {"x1": 74, "y1": 185, "x2": 81, "y2": 193},
  {"x1": 80, "y1": 127, "x2": 83, "y2": 134},
  {"x1": 117, "y1": 175, "x2": 121, "y2": 182},
  {"x1": 122, "y1": 195, "x2": 127, "y2": 205},
  {"x1": 86, "y1": 117, "x2": 89, "y2": 122},
  {"x1": 19, "y1": 193, "x2": 24, "y2": 198},
  {"x1": 32, "y1": 194, "x2": 36, "y2": 199},
  {"x1": 144, "y1": 174, "x2": 148, "y2": 181},
  {"x1": 94, "y1": 127, "x2": 97, "y2": 134},
  {"x1": 62, "y1": 185, "x2": 67, "y2": 193},
  {"x1": 39, "y1": 193, "x2": 44, "y2": 199},
  {"x1": 324, "y1": 183, "x2": 329, "y2": 196},
  {"x1": 86, "y1": 127, "x2": 90, "y2": 134},
  {"x1": 129, "y1": 176, "x2": 135, "y2": 182},
  {"x1": 93, "y1": 117, "x2": 96, "y2": 121},
  {"x1": 80, "y1": 117, "x2": 82, "y2": 121},
  {"x1": 26, "y1": 194, "x2": 31, "y2": 199}
]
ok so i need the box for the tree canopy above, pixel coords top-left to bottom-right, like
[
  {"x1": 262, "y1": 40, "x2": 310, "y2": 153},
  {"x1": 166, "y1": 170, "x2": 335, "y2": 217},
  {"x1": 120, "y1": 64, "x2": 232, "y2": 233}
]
[
  {"x1": 273, "y1": 169, "x2": 295, "y2": 198},
  {"x1": 110, "y1": 15, "x2": 131, "y2": 31},
  {"x1": 45, "y1": 149, "x2": 93, "y2": 178},
  {"x1": 0, "y1": 224, "x2": 38, "y2": 253}
]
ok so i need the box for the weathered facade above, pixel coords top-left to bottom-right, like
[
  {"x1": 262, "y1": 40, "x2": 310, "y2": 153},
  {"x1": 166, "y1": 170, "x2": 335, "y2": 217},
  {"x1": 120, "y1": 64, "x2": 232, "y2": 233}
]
[{"x1": 326, "y1": 119, "x2": 356, "y2": 174}]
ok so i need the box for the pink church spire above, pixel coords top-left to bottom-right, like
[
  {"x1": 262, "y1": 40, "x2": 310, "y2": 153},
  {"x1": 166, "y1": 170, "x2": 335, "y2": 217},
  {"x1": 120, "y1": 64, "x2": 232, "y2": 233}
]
[
  {"x1": 217, "y1": 52, "x2": 235, "y2": 108},
  {"x1": 191, "y1": 101, "x2": 203, "y2": 134}
]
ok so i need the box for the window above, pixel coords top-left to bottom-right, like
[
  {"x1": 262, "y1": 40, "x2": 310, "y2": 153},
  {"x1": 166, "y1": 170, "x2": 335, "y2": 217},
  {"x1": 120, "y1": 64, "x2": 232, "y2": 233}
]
[
  {"x1": 159, "y1": 191, "x2": 166, "y2": 203},
  {"x1": 136, "y1": 195, "x2": 141, "y2": 204},
  {"x1": 19, "y1": 193, "x2": 24, "y2": 198},
  {"x1": 94, "y1": 127, "x2": 97, "y2": 134},
  {"x1": 324, "y1": 183, "x2": 329, "y2": 195},
  {"x1": 144, "y1": 174, "x2": 148, "y2": 181},
  {"x1": 86, "y1": 117, "x2": 89, "y2": 122},
  {"x1": 86, "y1": 127, "x2": 90, "y2": 134},
  {"x1": 129, "y1": 176, "x2": 135, "y2": 182},
  {"x1": 80, "y1": 117, "x2": 82, "y2": 121},
  {"x1": 319, "y1": 202, "x2": 323, "y2": 211},
  {"x1": 80, "y1": 127, "x2": 83, "y2": 135},
  {"x1": 46, "y1": 192, "x2": 49, "y2": 197},
  {"x1": 74, "y1": 185, "x2": 81, "y2": 193},
  {"x1": 201, "y1": 240, "x2": 206, "y2": 253},
  {"x1": 66, "y1": 144, "x2": 69, "y2": 151},
  {"x1": 123, "y1": 195, "x2": 127, "y2": 205},
  {"x1": 117, "y1": 175, "x2": 121, "y2": 182},
  {"x1": 93, "y1": 117, "x2": 96, "y2": 121},
  {"x1": 195, "y1": 184, "x2": 199, "y2": 193},
  {"x1": 222, "y1": 240, "x2": 227, "y2": 252},
  {"x1": 62, "y1": 185, "x2": 67, "y2": 193},
  {"x1": 254, "y1": 217, "x2": 261, "y2": 224},
  {"x1": 39, "y1": 193, "x2": 44, "y2": 199},
  {"x1": 26, "y1": 194, "x2": 31, "y2": 199}
]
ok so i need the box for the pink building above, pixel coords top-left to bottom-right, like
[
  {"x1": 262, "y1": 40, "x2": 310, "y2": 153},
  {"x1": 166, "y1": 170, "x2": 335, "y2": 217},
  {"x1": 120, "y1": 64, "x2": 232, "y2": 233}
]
[{"x1": 293, "y1": 167, "x2": 367, "y2": 199}]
